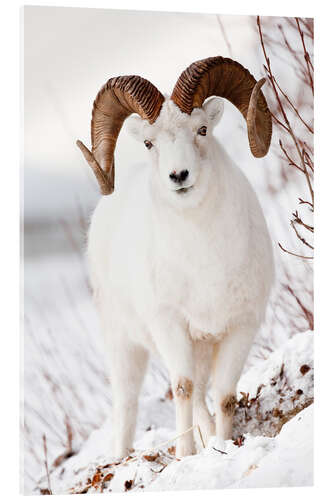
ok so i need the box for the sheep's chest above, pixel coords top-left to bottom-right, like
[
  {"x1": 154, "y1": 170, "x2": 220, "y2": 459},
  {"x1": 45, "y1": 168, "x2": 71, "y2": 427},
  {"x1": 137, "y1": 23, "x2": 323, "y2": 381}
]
[{"x1": 154, "y1": 221, "x2": 251, "y2": 336}]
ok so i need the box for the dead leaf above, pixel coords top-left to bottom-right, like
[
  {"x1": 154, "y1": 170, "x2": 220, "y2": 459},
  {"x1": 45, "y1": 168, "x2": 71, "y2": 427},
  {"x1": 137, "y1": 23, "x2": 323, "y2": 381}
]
[
  {"x1": 239, "y1": 392, "x2": 250, "y2": 408},
  {"x1": 91, "y1": 471, "x2": 102, "y2": 488},
  {"x1": 143, "y1": 452, "x2": 160, "y2": 462},
  {"x1": 233, "y1": 435, "x2": 245, "y2": 447},
  {"x1": 300, "y1": 364, "x2": 310, "y2": 375},
  {"x1": 40, "y1": 488, "x2": 52, "y2": 495},
  {"x1": 165, "y1": 387, "x2": 173, "y2": 400},
  {"x1": 272, "y1": 407, "x2": 283, "y2": 418},
  {"x1": 103, "y1": 473, "x2": 114, "y2": 483},
  {"x1": 73, "y1": 485, "x2": 90, "y2": 494},
  {"x1": 124, "y1": 479, "x2": 133, "y2": 491},
  {"x1": 243, "y1": 464, "x2": 258, "y2": 477}
]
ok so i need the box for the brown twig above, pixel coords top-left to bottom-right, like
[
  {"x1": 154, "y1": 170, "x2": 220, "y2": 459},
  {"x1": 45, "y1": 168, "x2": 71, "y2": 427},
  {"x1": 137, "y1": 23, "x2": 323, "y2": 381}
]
[
  {"x1": 277, "y1": 23, "x2": 308, "y2": 82},
  {"x1": 292, "y1": 210, "x2": 314, "y2": 233},
  {"x1": 42, "y1": 434, "x2": 52, "y2": 494},
  {"x1": 258, "y1": 17, "x2": 314, "y2": 197},
  {"x1": 296, "y1": 18, "x2": 314, "y2": 94},
  {"x1": 270, "y1": 110, "x2": 290, "y2": 133},
  {"x1": 271, "y1": 74, "x2": 313, "y2": 133},
  {"x1": 285, "y1": 284, "x2": 314, "y2": 330},
  {"x1": 278, "y1": 242, "x2": 313, "y2": 260},
  {"x1": 279, "y1": 140, "x2": 304, "y2": 172},
  {"x1": 258, "y1": 16, "x2": 314, "y2": 259},
  {"x1": 290, "y1": 220, "x2": 314, "y2": 250},
  {"x1": 298, "y1": 18, "x2": 314, "y2": 39},
  {"x1": 65, "y1": 415, "x2": 73, "y2": 453},
  {"x1": 298, "y1": 198, "x2": 313, "y2": 210},
  {"x1": 303, "y1": 150, "x2": 314, "y2": 173}
]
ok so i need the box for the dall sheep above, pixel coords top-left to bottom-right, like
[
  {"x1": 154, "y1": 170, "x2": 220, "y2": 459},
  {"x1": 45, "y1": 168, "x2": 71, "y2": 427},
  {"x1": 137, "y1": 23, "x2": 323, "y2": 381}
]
[{"x1": 77, "y1": 56, "x2": 274, "y2": 459}]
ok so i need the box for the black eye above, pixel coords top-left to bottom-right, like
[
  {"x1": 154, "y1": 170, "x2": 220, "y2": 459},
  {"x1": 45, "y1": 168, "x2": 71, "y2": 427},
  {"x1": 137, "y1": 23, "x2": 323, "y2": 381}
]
[
  {"x1": 197, "y1": 126, "x2": 207, "y2": 136},
  {"x1": 144, "y1": 140, "x2": 153, "y2": 150}
]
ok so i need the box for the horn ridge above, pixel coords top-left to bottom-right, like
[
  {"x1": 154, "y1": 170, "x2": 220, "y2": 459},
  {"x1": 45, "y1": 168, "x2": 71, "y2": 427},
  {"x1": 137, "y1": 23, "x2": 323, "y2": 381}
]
[
  {"x1": 171, "y1": 56, "x2": 272, "y2": 157},
  {"x1": 77, "y1": 75, "x2": 164, "y2": 195}
]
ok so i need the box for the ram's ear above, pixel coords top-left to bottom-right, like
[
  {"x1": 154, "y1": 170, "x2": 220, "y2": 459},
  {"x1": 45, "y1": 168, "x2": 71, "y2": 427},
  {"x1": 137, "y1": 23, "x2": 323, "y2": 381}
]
[
  {"x1": 126, "y1": 115, "x2": 144, "y2": 141},
  {"x1": 202, "y1": 97, "x2": 224, "y2": 128}
]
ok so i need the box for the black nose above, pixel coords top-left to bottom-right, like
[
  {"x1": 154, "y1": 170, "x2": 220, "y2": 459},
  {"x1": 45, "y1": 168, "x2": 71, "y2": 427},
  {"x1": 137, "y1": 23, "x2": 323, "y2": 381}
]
[{"x1": 169, "y1": 169, "x2": 189, "y2": 183}]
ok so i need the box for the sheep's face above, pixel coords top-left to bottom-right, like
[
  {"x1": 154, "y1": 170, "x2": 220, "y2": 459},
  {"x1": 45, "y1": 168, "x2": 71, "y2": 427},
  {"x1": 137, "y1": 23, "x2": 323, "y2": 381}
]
[{"x1": 127, "y1": 97, "x2": 224, "y2": 209}]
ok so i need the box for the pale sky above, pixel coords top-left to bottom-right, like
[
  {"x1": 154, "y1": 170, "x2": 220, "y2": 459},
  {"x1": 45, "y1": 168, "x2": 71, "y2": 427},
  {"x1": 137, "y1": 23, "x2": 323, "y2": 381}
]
[
  {"x1": 24, "y1": 7, "x2": 294, "y2": 224},
  {"x1": 24, "y1": 6, "x2": 263, "y2": 218}
]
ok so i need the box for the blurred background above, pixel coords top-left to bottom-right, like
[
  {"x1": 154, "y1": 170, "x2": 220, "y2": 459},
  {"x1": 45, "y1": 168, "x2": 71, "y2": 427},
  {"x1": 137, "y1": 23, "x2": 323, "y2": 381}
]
[{"x1": 23, "y1": 6, "x2": 313, "y2": 494}]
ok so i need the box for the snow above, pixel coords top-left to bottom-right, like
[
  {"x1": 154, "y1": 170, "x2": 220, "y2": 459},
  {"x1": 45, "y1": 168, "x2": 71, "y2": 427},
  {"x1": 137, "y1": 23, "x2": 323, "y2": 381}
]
[
  {"x1": 234, "y1": 331, "x2": 313, "y2": 438},
  {"x1": 35, "y1": 332, "x2": 313, "y2": 494},
  {"x1": 149, "y1": 406, "x2": 313, "y2": 491},
  {"x1": 235, "y1": 406, "x2": 313, "y2": 489}
]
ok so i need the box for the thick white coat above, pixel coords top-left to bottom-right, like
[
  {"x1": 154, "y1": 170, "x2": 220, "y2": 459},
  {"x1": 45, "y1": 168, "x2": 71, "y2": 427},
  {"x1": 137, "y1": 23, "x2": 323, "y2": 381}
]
[{"x1": 87, "y1": 97, "x2": 274, "y2": 458}]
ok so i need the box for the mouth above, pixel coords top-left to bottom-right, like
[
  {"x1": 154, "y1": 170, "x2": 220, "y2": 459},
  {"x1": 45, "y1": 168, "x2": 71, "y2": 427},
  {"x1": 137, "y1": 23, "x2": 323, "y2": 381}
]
[{"x1": 175, "y1": 186, "x2": 194, "y2": 194}]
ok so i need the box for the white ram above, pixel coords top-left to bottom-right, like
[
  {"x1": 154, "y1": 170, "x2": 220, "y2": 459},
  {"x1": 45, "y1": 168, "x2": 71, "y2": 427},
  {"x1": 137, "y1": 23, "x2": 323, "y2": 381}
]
[{"x1": 77, "y1": 57, "x2": 274, "y2": 459}]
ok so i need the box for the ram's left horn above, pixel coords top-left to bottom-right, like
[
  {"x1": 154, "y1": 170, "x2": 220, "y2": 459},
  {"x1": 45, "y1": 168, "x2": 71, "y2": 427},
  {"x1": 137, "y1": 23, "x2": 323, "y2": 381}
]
[{"x1": 171, "y1": 56, "x2": 272, "y2": 158}]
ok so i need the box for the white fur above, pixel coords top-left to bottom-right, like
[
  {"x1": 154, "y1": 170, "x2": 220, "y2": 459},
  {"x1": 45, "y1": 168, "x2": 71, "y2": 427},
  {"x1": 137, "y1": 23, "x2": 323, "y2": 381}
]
[{"x1": 87, "y1": 97, "x2": 274, "y2": 458}]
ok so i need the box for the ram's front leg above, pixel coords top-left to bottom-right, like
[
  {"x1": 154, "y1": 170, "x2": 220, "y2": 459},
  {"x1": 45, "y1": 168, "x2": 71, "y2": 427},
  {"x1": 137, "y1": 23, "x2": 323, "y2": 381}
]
[
  {"x1": 154, "y1": 309, "x2": 195, "y2": 458},
  {"x1": 212, "y1": 323, "x2": 257, "y2": 444}
]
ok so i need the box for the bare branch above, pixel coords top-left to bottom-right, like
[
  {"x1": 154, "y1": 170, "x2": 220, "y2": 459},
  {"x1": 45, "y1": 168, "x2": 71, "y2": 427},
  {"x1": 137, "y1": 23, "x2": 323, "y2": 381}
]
[
  {"x1": 290, "y1": 220, "x2": 314, "y2": 250},
  {"x1": 42, "y1": 434, "x2": 52, "y2": 495},
  {"x1": 271, "y1": 74, "x2": 313, "y2": 133},
  {"x1": 298, "y1": 198, "x2": 314, "y2": 210},
  {"x1": 296, "y1": 17, "x2": 314, "y2": 91},
  {"x1": 292, "y1": 210, "x2": 314, "y2": 233},
  {"x1": 278, "y1": 242, "x2": 313, "y2": 260},
  {"x1": 279, "y1": 140, "x2": 304, "y2": 172},
  {"x1": 257, "y1": 15, "x2": 314, "y2": 260},
  {"x1": 284, "y1": 284, "x2": 314, "y2": 330}
]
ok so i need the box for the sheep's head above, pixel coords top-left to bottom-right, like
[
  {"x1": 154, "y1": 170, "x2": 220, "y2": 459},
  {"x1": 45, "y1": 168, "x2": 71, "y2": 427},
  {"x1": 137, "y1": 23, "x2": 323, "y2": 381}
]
[
  {"x1": 126, "y1": 97, "x2": 224, "y2": 208},
  {"x1": 77, "y1": 57, "x2": 272, "y2": 197}
]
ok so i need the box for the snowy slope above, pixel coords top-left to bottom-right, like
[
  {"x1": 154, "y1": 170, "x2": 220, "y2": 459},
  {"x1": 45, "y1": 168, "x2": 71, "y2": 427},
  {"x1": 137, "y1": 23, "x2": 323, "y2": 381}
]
[
  {"x1": 234, "y1": 331, "x2": 313, "y2": 438},
  {"x1": 149, "y1": 405, "x2": 313, "y2": 491},
  {"x1": 35, "y1": 332, "x2": 313, "y2": 494}
]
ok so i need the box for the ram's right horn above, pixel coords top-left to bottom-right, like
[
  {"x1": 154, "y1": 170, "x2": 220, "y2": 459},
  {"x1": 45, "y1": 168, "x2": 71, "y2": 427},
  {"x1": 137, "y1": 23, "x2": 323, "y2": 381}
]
[{"x1": 77, "y1": 75, "x2": 165, "y2": 195}]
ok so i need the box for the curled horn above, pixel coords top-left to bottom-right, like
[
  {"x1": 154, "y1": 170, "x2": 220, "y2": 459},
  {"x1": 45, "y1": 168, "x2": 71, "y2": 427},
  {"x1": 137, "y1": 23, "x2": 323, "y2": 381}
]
[
  {"x1": 171, "y1": 56, "x2": 272, "y2": 158},
  {"x1": 77, "y1": 76, "x2": 165, "y2": 195}
]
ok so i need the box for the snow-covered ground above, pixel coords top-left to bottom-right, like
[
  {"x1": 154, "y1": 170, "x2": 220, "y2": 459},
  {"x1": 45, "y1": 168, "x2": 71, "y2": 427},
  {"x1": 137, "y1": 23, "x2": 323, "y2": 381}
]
[{"x1": 35, "y1": 332, "x2": 313, "y2": 494}]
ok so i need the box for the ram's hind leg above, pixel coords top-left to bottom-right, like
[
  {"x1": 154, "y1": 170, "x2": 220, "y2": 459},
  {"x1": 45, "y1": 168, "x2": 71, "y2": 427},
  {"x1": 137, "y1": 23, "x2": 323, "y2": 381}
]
[
  {"x1": 193, "y1": 340, "x2": 215, "y2": 449},
  {"x1": 212, "y1": 324, "x2": 257, "y2": 443},
  {"x1": 107, "y1": 338, "x2": 149, "y2": 459}
]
